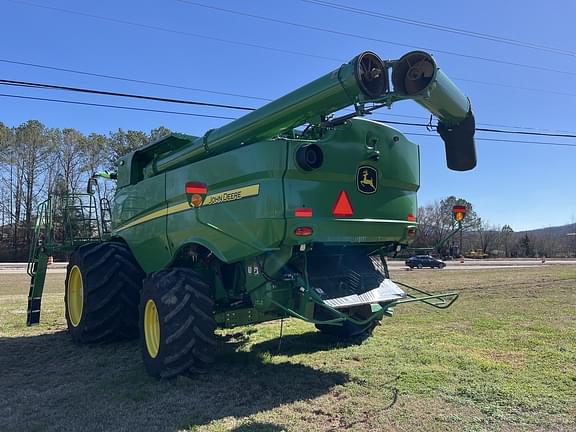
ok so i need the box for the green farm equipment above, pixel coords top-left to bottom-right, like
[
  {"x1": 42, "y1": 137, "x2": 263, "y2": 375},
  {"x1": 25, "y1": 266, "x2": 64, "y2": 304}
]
[{"x1": 27, "y1": 51, "x2": 476, "y2": 378}]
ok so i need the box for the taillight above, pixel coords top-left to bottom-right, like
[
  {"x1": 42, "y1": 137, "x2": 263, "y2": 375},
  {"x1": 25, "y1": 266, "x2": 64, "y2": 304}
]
[
  {"x1": 185, "y1": 182, "x2": 207, "y2": 195},
  {"x1": 294, "y1": 227, "x2": 314, "y2": 237},
  {"x1": 407, "y1": 213, "x2": 416, "y2": 222},
  {"x1": 295, "y1": 207, "x2": 313, "y2": 218}
]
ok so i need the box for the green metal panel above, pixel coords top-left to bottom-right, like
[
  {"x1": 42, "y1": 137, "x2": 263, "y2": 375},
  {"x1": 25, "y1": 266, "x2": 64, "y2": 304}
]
[
  {"x1": 165, "y1": 140, "x2": 289, "y2": 265},
  {"x1": 112, "y1": 118, "x2": 420, "y2": 272},
  {"x1": 112, "y1": 173, "x2": 172, "y2": 272},
  {"x1": 282, "y1": 118, "x2": 419, "y2": 246}
]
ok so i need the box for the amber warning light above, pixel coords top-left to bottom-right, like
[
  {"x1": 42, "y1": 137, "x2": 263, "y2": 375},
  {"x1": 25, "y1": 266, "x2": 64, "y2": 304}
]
[
  {"x1": 452, "y1": 205, "x2": 467, "y2": 222},
  {"x1": 186, "y1": 182, "x2": 208, "y2": 208}
]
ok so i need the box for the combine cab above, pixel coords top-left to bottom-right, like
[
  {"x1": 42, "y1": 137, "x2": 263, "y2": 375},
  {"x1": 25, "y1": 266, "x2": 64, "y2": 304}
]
[{"x1": 28, "y1": 50, "x2": 475, "y2": 378}]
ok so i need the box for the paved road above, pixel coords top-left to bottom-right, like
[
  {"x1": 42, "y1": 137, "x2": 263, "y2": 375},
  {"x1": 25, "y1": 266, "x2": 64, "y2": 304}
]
[
  {"x1": 388, "y1": 259, "x2": 576, "y2": 271},
  {"x1": 1, "y1": 259, "x2": 575, "y2": 274}
]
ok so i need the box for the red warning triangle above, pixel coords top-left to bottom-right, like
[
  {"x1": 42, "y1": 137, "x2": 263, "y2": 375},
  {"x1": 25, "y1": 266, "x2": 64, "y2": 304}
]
[{"x1": 332, "y1": 190, "x2": 354, "y2": 217}]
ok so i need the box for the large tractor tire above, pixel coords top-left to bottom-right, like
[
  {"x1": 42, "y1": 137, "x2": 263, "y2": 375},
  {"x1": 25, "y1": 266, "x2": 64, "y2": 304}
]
[
  {"x1": 315, "y1": 320, "x2": 378, "y2": 341},
  {"x1": 65, "y1": 241, "x2": 144, "y2": 343},
  {"x1": 139, "y1": 268, "x2": 216, "y2": 379}
]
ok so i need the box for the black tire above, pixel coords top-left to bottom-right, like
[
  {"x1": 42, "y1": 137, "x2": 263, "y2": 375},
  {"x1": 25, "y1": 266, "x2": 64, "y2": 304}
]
[
  {"x1": 139, "y1": 268, "x2": 216, "y2": 379},
  {"x1": 65, "y1": 241, "x2": 145, "y2": 343},
  {"x1": 316, "y1": 320, "x2": 378, "y2": 341},
  {"x1": 417, "y1": 263, "x2": 423, "y2": 269}
]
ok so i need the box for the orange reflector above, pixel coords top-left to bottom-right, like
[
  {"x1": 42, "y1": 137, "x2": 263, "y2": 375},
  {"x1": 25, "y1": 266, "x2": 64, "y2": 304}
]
[
  {"x1": 190, "y1": 194, "x2": 204, "y2": 208},
  {"x1": 332, "y1": 190, "x2": 354, "y2": 217},
  {"x1": 294, "y1": 227, "x2": 313, "y2": 237},
  {"x1": 407, "y1": 213, "x2": 416, "y2": 222},
  {"x1": 295, "y1": 207, "x2": 313, "y2": 218},
  {"x1": 185, "y1": 182, "x2": 207, "y2": 195}
]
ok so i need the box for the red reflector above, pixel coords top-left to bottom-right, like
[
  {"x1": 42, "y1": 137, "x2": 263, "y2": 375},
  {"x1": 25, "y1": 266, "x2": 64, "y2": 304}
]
[
  {"x1": 295, "y1": 207, "x2": 313, "y2": 218},
  {"x1": 294, "y1": 227, "x2": 313, "y2": 237},
  {"x1": 332, "y1": 190, "x2": 354, "y2": 217},
  {"x1": 407, "y1": 228, "x2": 417, "y2": 237},
  {"x1": 185, "y1": 182, "x2": 207, "y2": 195},
  {"x1": 407, "y1": 213, "x2": 416, "y2": 222}
]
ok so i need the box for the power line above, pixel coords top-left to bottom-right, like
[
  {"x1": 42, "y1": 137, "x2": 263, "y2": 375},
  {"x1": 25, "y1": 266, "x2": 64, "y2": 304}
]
[
  {"x1": 4, "y1": 0, "x2": 342, "y2": 63},
  {"x1": 449, "y1": 77, "x2": 576, "y2": 99},
  {"x1": 405, "y1": 132, "x2": 576, "y2": 148},
  {"x1": 301, "y1": 0, "x2": 576, "y2": 58},
  {"x1": 0, "y1": 79, "x2": 256, "y2": 111},
  {"x1": 3, "y1": 91, "x2": 576, "y2": 148},
  {"x1": 369, "y1": 112, "x2": 576, "y2": 135},
  {"x1": 378, "y1": 120, "x2": 576, "y2": 139},
  {"x1": 175, "y1": 0, "x2": 576, "y2": 77},
  {"x1": 7, "y1": 0, "x2": 576, "y2": 78},
  {"x1": 4, "y1": 3, "x2": 576, "y2": 102},
  {"x1": 0, "y1": 93, "x2": 236, "y2": 120},
  {"x1": 5, "y1": 56, "x2": 576, "y2": 119},
  {"x1": 4, "y1": 77, "x2": 576, "y2": 139},
  {"x1": 0, "y1": 58, "x2": 271, "y2": 102}
]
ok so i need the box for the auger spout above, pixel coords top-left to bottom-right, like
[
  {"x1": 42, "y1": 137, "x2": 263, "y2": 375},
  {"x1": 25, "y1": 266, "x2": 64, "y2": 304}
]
[{"x1": 391, "y1": 51, "x2": 477, "y2": 171}]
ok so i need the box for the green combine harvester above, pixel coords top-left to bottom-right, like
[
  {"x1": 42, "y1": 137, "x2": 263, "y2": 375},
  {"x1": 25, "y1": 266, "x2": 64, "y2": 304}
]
[{"x1": 27, "y1": 51, "x2": 476, "y2": 378}]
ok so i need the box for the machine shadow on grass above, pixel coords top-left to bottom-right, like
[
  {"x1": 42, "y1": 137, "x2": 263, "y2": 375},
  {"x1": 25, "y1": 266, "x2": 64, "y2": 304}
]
[
  {"x1": 249, "y1": 330, "x2": 364, "y2": 357},
  {"x1": 0, "y1": 331, "x2": 348, "y2": 432}
]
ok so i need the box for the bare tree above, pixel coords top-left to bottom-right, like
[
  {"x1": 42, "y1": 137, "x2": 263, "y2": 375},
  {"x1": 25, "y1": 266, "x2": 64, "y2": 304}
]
[
  {"x1": 55, "y1": 128, "x2": 86, "y2": 194},
  {"x1": 476, "y1": 219, "x2": 501, "y2": 255},
  {"x1": 415, "y1": 196, "x2": 479, "y2": 252},
  {"x1": 107, "y1": 129, "x2": 149, "y2": 167},
  {"x1": 14, "y1": 120, "x2": 53, "y2": 246},
  {"x1": 501, "y1": 225, "x2": 514, "y2": 257},
  {"x1": 149, "y1": 126, "x2": 171, "y2": 143}
]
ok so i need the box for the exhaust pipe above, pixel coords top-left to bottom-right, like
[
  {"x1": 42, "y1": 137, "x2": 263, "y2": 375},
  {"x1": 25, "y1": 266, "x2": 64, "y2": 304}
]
[{"x1": 391, "y1": 51, "x2": 477, "y2": 171}]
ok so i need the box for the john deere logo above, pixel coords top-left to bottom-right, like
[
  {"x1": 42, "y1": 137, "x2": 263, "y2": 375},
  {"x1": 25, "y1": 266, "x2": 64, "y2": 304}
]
[{"x1": 357, "y1": 166, "x2": 378, "y2": 194}]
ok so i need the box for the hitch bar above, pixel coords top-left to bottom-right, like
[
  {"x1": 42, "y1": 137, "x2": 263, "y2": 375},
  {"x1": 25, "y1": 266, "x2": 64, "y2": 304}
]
[{"x1": 392, "y1": 280, "x2": 459, "y2": 309}]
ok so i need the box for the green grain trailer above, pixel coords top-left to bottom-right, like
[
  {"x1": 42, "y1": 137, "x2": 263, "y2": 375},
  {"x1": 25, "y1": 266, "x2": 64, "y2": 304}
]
[{"x1": 27, "y1": 51, "x2": 476, "y2": 378}]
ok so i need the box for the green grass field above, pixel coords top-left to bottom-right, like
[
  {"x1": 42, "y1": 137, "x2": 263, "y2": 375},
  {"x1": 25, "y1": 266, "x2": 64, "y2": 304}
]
[{"x1": 1, "y1": 266, "x2": 575, "y2": 432}]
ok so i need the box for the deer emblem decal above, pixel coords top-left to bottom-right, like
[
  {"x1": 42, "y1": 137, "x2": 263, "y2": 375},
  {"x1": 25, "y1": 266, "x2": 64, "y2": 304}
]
[{"x1": 357, "y1": 166, "x2": 378, "y2": 194}]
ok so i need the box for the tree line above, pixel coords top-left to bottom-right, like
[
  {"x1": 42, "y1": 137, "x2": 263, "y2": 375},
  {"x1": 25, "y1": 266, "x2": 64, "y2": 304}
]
[
  {"x1": 414, "y1": 196, "x2": 575, "y2": 258},
  {"x1": 0, "y1": 120, "x2": 171, "y2": 260}
]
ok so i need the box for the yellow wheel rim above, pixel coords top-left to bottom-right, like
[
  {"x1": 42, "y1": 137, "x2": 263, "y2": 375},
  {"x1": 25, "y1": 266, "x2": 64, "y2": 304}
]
[
  {"x1": 67, "y1": 265, "x2": 84, "y2": 327},
  {"x1": 144, "y1": 299, "x2": 161, "y2": 359}
]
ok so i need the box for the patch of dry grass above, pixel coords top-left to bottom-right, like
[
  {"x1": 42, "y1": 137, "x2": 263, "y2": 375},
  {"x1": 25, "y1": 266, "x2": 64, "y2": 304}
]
[{"x1": 0, "y1": 266, "x2": 575, "y2": 431}]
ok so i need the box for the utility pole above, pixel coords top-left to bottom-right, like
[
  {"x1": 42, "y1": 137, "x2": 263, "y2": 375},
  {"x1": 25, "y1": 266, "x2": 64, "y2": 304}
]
[{"x1": 452, "y1": 205, "x2": 467, "y2": 257}]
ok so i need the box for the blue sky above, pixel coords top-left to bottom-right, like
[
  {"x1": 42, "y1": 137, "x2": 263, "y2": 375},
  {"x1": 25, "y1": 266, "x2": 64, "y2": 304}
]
[{"x1": 1, "y1": 0, "x2": 575, "y2": 231}]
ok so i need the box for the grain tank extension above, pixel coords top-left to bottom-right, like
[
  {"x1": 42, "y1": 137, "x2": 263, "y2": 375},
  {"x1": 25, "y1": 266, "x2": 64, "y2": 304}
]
[{"x1": 27, "y1": 51, "x2": 476, "y2": 378}]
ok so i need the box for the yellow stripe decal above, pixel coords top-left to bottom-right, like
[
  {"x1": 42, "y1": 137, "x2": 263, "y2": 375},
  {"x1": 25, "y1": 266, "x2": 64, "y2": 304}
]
[
  {"x1": 114, "y1": 207, "x2": 168, "y2": 232},
  {"x1": 114, "y1": 184, "x2": 260, "y2": 232},
  {"x1": 203, "y1": 184, "x2": 260, "y2": 207}
]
